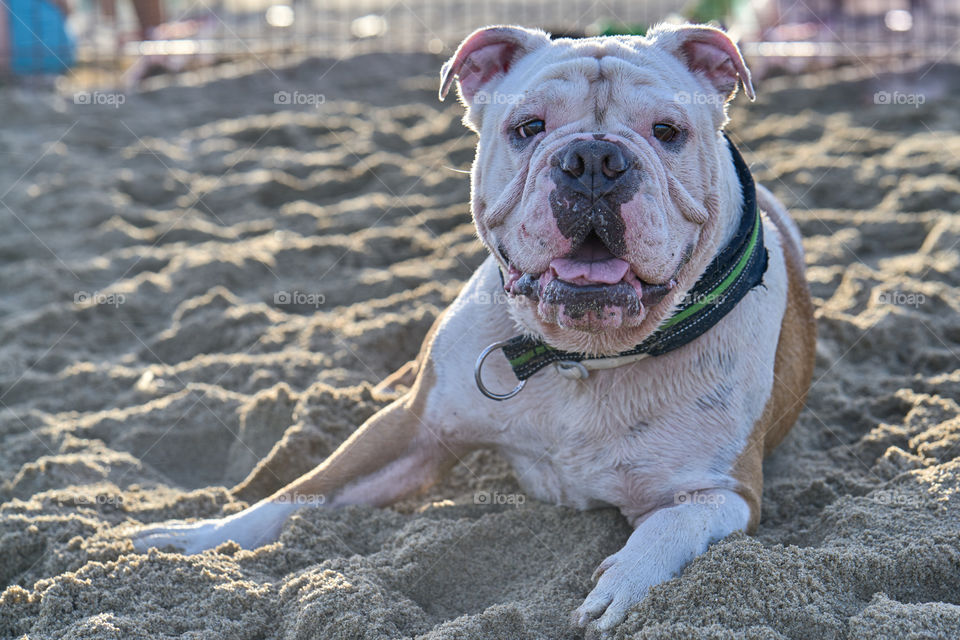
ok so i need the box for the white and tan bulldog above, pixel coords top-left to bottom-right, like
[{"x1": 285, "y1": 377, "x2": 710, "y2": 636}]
[{"x1": 133, "y1": 23, "x2": 816, "y2": 636}]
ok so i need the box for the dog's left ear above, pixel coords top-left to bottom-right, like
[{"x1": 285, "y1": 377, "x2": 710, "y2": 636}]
[
  {"x1": 650, "y1": 24, "x2": 755, "y2": 101},
  {"x1": 439, "y1": 26, "x2": 550, "y2": 103}
]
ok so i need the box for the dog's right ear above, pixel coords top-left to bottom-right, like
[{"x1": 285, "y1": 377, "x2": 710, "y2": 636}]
[{"x1": 439, "y1": 26, "x2": 550, "y2": 103}]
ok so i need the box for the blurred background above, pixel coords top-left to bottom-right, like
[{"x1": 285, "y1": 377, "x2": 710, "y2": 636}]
[{"x1": 1, "y1": 0, "x2": 959, "y2": 89}]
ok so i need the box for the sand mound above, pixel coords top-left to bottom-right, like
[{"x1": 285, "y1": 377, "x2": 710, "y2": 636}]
[{"x1": 2, "y1": 55, "x2": 960, "y2": 639}]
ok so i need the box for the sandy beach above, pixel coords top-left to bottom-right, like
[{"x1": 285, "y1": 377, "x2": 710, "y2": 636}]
[{"x1": 2, "y1": 52, "x2": 960, "y2": 639}]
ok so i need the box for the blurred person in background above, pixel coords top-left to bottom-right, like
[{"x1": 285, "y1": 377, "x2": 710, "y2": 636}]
[
  {"x1": 0, "y1": 0, "x2": 75, "y2": 78},
  {"x1": 100, "y1": 0, "x2": 219, "y2": 86},
  {"x1": 98, "y1": 0, "x2": 162, "y2": 40}
]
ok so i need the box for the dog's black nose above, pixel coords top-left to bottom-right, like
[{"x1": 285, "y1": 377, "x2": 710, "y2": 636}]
[{"x1": 558, "y1": 140, "x2": 630, "y2": 188}]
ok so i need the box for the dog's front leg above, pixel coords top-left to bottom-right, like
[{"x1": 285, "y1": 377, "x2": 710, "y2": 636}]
[
  {"x1": 574, "y1": 489, "x2": 751, "y2": 636},
  {"x1": 132, "y1": 384, "x2": 462, "y2": 554}
]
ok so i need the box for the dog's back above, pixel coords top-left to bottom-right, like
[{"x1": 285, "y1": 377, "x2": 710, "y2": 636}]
[{"x1": 756, "y1": 184, "x2": 817, "y2": 455}]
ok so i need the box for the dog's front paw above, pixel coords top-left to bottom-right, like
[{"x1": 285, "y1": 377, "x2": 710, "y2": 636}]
[
  {"x1": 573, "y1": 551, "x2": 654, "y2": 636},
  {"x1": 132, "y1": 501, "x2": 298, "y2": 554},
  {"x1": 132, "y1": 518, "x2": 232, "y2": 554},
  {"x1": 572, "y1": 491, "x2": 750, "y2": 636}
]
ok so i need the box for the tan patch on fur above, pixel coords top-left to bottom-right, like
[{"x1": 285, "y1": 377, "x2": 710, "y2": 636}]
[
  {"x1": 373, "y1": 310, "x2": 447, "y2": 394},
  {"x1": 732, "y1": 208, "x2": 816, "y2": 532},
  {"x1": 270, "y1": 312, "x2": 448, "y2": 505},
  {"x1": 373, "y1": 360, "x2": 419, "y2": 394}
]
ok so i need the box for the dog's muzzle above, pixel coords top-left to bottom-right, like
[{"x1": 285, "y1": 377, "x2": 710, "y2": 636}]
[{"x1": 549, "y1": 139, "x2": 639, "y2": 256}]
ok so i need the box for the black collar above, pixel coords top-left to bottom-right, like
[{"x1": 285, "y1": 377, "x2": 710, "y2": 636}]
[{"x1": 498, "y1": 136, "x2": 768, "y2": 382}]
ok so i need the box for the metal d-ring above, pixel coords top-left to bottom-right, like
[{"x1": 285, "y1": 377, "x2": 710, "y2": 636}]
[{"x1": 475, "y1": 340, "x2": 526, "y2": 401}]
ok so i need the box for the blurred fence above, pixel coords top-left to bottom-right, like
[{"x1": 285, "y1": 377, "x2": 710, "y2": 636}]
[
  {"x1": 738, "y1": 0, "x2": 960, "y2": 71},
  {"x1": 4, "y1": 0, "x2": 960, "y2": 88}
]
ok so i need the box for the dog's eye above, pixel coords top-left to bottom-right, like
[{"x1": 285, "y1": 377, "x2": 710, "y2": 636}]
[
  {"x1": 516, "y1": 119, "x2": 546, "y2": 138},
  {"x1": 653, "y1": 123, "x2": 679, "y2": 143}
]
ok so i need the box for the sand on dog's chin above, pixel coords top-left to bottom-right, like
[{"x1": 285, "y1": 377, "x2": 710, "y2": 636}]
[{"x1": 3, "y1": 55, "x2": 960, "y2": 639}]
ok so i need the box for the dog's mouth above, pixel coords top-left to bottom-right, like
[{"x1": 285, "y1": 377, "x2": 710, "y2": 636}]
[{"x1": 503, "y1": 233, "x2": 676, "y2": 332}]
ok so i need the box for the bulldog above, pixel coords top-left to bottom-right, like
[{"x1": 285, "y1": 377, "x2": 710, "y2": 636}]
[{"x1": 133, "y1": 23, "x2": 816, "y2": 636}]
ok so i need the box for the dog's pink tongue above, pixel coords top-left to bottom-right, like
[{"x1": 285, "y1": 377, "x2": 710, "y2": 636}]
[{"x1": 549, "y1": 242, "x2": 630, "y2": 285}]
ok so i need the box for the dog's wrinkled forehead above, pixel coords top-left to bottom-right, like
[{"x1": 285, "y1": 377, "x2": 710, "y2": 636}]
[
  {"x1": 495, "y1": 53, "x2": 698, "y2": 130},
  {"x1": 471, "y1": 44, "x2": 678, "y2": 130},
  {"x1": 440, "y1": 23, "x2": 754, "y2": 131}
]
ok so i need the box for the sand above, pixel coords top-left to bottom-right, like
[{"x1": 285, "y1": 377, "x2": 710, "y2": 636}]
[{"x1": 2, "y1": 53, "x2": 960, "y2": 639}]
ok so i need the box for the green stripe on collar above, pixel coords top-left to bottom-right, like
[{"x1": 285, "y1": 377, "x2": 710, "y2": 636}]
[
  {"x1": 500, "y1": 135, "x2": 768, "y2": 382},
  {"x1": 659, "y1": 212, "x2": 760, "y2": 331}
]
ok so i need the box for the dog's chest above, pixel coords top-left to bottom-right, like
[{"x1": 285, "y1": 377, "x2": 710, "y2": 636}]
[
  {"x1": 494, "y1": 422, "x2": 657, "y2": 512},
  {"x1": 481, "y1": 369, "x2": 748, "y2": 514}
]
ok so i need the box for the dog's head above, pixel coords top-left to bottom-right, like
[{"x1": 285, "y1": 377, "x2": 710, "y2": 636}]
[{"x1": 440, "y1": 24, "x2": 754, "y2": 355}]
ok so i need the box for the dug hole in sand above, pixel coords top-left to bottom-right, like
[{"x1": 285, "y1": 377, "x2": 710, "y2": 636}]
[{"x1": 2, "y1": 54, "x2": 960, "y2": 639}]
